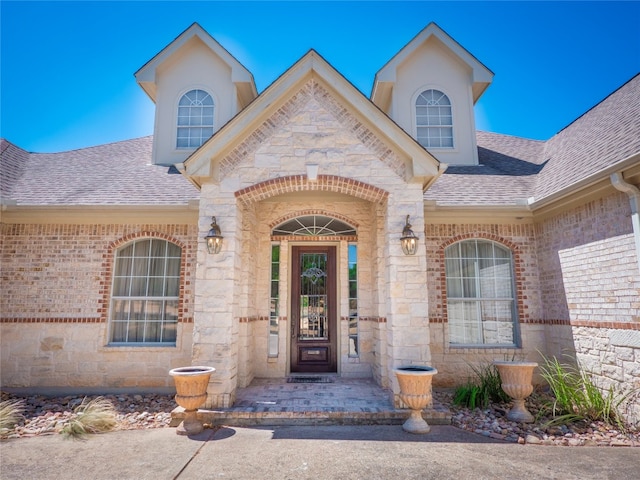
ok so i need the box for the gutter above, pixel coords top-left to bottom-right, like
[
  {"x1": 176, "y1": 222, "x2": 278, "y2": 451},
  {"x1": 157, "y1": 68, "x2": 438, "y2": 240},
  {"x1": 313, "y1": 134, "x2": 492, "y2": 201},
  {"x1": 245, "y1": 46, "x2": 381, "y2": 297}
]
[{"x1": 610, "y1": 172, "x2": 640, "y2": 273}]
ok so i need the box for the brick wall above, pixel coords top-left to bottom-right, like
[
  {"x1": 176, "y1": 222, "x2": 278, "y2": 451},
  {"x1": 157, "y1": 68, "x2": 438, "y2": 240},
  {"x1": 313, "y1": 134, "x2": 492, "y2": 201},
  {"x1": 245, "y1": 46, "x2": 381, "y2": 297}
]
[
  {"x1": 0, "y1": 223, "x2": 197, "y2": 390},
  {"x1": 536, "y1": 192, "x2": 640, "y2": 425},
  {"x1": 424, "y1": 223, "x2": 544, "y2": 385}
]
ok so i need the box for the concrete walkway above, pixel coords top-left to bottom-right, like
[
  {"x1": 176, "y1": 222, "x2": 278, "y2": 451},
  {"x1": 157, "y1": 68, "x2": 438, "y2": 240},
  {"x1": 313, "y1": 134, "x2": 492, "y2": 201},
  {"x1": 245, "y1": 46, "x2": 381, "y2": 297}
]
[{"x1": 1, "y1": 425, "x2": 638, "y2": 480}]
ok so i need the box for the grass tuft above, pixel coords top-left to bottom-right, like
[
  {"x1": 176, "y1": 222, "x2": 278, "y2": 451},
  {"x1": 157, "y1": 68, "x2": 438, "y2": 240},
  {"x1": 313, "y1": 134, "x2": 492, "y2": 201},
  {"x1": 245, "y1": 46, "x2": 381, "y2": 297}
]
[
  {"x1": 538, "y1": 355, "x2": 635, "y2": 430},
  {"x1": 61, "y1": 396, "x2": 117, "y2": 439},
  {"x1": 0, "y1": 399, "x2": 25, "y2": 434}
]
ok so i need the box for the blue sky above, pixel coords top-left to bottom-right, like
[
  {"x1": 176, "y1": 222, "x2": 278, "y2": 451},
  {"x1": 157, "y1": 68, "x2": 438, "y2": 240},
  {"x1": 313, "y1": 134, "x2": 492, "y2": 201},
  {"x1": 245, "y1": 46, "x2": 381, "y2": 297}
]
[{"x1": 1, "y1": 1, "x2": 639, "y2": 153}]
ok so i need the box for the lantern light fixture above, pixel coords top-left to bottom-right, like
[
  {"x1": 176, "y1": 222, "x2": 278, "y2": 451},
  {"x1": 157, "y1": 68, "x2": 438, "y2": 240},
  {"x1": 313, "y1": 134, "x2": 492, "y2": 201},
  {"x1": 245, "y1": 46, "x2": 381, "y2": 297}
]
[
  {"x1": 205, "y1": 216, "x2": 223, "y2": 254},
  {"x1": 400, "y1": 215, "x2": 418, "y2": 256}
]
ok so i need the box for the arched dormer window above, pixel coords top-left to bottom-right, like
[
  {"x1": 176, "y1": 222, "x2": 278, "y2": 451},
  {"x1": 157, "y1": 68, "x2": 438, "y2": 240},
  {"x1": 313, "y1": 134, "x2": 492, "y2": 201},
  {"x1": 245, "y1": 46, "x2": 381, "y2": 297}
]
[
  {"x1": 416, "y1": 89, "x2": 453, "y2": 148},
  {"x1": 176, "y1": 89, "x2": 214, "y2": 149}
]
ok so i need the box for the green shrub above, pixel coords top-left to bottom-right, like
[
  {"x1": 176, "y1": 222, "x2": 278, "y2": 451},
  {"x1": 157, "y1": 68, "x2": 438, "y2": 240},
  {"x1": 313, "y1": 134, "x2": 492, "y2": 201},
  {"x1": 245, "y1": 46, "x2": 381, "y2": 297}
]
[{"x1": 453, "y1": 363, "x2": 510, "y2": 409}]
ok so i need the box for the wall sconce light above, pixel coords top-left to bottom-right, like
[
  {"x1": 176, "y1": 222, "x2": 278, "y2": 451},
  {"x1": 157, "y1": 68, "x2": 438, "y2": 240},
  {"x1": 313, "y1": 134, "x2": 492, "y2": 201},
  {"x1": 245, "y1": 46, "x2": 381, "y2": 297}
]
[
  {"x1": 205, "y1": 216, "x2": 223, "y2": 254},
  {"x1": 400, "y1": 215, "x2": 418, "y2": 256}
]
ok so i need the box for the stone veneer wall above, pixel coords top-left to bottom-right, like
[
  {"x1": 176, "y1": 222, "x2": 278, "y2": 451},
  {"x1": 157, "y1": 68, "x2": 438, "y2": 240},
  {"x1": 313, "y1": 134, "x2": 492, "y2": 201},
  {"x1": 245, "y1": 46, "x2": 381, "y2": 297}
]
[
  {"x1": 425, "y1": 223, "x2": 545, "y2": 386},
  {"x1": 0, "y1": 223, "x2": 197, "y2": 390},
  {"x1": 536, "y1": 191, "x2": 640, "y2": 425},
  {"x1": 193, "y1": 78, "x2": 431, "y2": 407}
]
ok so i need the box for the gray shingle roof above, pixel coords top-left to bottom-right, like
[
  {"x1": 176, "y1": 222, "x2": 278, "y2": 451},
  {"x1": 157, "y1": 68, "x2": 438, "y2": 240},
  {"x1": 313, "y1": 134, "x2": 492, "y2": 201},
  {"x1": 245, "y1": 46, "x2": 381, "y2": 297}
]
[
  {"x1": 0, "y1": 137, "x2": 199, "y2": 206},
  {"x1": 534, "y1": 74, "x2": 640, "y2": 202},
  {"x1": 425, "y1": 73, "x2": 640, "y2": 207},
  {"x1": 2, "y1": 75, "x2": 637, "y2": 210},
  {"x1": 424, "y1": 132, "x2": 545, "y2": 206}
]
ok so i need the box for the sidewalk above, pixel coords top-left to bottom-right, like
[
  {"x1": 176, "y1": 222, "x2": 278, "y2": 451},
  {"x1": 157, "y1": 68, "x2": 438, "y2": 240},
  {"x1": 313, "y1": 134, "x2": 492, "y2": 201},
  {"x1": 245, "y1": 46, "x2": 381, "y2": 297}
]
[{"x1": 1, "y1": 425, "x2": 638, "y2": 480}]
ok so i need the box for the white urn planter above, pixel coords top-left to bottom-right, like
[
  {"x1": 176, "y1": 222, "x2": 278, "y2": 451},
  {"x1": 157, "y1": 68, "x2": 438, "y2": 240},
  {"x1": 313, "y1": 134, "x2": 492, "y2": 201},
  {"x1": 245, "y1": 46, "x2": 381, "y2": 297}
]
[
  {"x1": 169, "y1": 366, "x2": 215, "y2": 436},
  {"x1": 493, "y1": 361, "x2": 538, "y2": 423},
  {"x1": 393, "y1": 365, "x2": 437, "y2": 434}
]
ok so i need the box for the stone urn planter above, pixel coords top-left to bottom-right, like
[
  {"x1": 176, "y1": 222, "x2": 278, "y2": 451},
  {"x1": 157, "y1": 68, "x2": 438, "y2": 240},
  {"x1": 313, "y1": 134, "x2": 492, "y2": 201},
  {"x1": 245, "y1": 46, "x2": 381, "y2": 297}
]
[
  {"x1": 493, "y1": 361, "x2": 538, "y2": 423},
  {"x1": 169, "y1": 366, "x2": 215, "y2": 436},
  {"x1": 393, "y1": 365, "x2": 437, "y2": 434}
]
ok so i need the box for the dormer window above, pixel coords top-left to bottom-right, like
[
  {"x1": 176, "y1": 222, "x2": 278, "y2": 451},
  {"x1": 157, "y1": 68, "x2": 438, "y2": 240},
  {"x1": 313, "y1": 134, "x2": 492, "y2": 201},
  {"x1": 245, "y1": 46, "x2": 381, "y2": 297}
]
[
  {"x1": 176, "y1": 89, "x2": 214, "y2": 148},
  {"x1": 416, "y1": 89, "x2": 453, "y2": 148}
]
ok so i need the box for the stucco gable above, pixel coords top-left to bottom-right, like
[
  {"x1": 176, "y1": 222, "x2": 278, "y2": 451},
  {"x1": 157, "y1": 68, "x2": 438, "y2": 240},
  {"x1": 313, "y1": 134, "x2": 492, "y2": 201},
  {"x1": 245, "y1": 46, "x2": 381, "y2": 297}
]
[
  {"x1": 371, "y1": 22, "x2": 493, "y2": 108},
  {"x1": 135, "y1": 22, "x2": 257, "y2": 106},
  {"x1": 181, "y1": 50, "x2": 442, "y2": 188}
]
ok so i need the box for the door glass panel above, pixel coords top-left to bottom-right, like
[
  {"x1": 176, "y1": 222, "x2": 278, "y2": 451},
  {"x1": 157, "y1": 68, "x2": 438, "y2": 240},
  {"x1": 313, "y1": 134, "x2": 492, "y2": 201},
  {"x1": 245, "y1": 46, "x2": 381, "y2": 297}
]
[{"x1": 299, "y1": 253, "x2": 328, "y2": 340}]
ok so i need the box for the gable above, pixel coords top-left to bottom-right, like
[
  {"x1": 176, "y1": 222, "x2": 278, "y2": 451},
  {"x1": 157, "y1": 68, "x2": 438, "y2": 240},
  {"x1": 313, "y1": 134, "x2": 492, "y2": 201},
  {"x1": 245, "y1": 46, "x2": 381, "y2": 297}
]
[
  {"x1": 135, "y1": 23, "x2": 256, "y2": 105},
  {"x1": 372, "y1": 22, "x2": 493, "y2": 109}
]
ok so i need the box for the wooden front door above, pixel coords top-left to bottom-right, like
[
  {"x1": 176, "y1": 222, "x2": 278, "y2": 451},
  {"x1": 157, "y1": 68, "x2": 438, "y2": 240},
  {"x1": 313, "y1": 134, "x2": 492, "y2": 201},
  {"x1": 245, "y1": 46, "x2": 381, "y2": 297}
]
[{"x1": 290, "y1": 246, "x2": 337, "y2": 373}]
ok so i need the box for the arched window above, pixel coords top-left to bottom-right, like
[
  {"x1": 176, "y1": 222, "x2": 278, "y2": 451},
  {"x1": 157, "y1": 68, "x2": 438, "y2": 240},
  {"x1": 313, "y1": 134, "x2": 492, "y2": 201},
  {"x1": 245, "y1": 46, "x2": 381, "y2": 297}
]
[
  {"x1": 416, "y1": 89, "x2": 453, "y2": 148},
  {"x1": 176, "y1": 89, "x2": 214, "y2": 148},
  {"x1": 109, "y1": 238, "x2": 181, "y2": 345},
  {"x1": 445, "y1": 239, "x2": 518, "y2": 346},
  {"x1": 272, "y1": 215, "x2": 356, "y2": 237}
]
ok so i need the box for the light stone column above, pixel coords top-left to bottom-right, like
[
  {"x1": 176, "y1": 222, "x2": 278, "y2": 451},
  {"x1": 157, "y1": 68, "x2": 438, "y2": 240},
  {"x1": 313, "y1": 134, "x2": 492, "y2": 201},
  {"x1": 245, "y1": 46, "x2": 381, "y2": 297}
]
[
  {"x1": 191, "y1": 184, "x2": 241, "y2": 408},
  {"x1": 383, "y1": 189, "x2": 431, "y2": 406}
]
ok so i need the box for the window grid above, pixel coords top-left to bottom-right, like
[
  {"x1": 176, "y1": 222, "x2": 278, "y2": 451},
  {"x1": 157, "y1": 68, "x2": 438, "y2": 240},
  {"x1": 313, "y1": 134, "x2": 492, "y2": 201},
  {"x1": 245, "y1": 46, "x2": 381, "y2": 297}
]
[
  {"x1": 445, "y1": 240, "x2": 517, "y2": 347},
  {"x1": 176, "y1": 89, "x2": 214, "y2": 149},
  {"x1": 416, "y1": 89, "x2": 453, "y2": 148},
  {"x1": 109, "y1": 239, "x2": 181, "y2": 345},
  {"x1": 348, "y1": 244, "x2": 358, "y2": 357},
  {"x1": 268, "y1": 244, "x2": 280, "y2": 357}
]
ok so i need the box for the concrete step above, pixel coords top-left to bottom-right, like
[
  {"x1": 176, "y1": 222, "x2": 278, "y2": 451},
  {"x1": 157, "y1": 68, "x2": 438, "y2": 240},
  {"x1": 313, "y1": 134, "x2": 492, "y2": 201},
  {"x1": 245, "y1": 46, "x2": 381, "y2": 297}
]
[{"x1": 171, "y1": 407, "x2": 451, "y2": 427}]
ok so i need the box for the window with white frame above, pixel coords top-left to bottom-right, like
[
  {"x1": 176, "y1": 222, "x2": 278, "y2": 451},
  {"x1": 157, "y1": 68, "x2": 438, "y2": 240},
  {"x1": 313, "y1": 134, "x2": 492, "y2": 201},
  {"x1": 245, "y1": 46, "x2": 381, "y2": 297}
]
[
  {"x1": 109, "y1": 238, "x2": 181, "y2": 345},
  {"x1": 176, "y1": 89, "x2": 214, "y2": 149},
  {"x1": 416, "y1": 89, "x2": 453, "y2": 148},
  {"x1": 445, "y1": 239, "x2": 518, "y2": 346}
]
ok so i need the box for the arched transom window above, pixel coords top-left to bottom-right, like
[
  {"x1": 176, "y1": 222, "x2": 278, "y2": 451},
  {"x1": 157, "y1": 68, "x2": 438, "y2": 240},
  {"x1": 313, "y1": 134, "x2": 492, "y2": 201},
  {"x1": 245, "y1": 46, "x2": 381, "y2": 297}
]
[
  {"x1": 272, "y1": 215, "x2": 356, "y2": 237},
  {"x1": 416, "y1": 89, "x2": 453, "y2": 148},
  {"x1": 176, "y1": 89, "x2": 214, "y2": 149},
  {"x1": 445, "y1": 239, "x2": 518, "y2": 346}
]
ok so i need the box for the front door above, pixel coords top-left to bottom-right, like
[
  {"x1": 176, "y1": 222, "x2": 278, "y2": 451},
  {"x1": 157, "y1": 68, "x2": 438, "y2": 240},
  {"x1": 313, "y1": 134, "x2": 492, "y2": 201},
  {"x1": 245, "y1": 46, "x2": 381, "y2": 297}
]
[{"x1": 290, "y1": 246, "x2": 337, "y2": 373}]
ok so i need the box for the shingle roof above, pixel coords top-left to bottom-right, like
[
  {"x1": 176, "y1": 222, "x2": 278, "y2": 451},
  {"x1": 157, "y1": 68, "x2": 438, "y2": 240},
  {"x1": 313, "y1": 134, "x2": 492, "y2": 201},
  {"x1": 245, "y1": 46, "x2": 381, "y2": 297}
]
[
  {"x1": 534, "y1": 74, "x2": 640, "y2": 202},
  {"x1": 425, "y1": 73, "x2": 640, "y2": 207},
  {"x1": 2, "y1": 75, "x2": 637, "y2": 210},
  {"x1": 424, "y1": 132, "x2": 545, "y2": 206},
  {"x1": 0, "y1": 136, "x2": 199, "y2": 206}
]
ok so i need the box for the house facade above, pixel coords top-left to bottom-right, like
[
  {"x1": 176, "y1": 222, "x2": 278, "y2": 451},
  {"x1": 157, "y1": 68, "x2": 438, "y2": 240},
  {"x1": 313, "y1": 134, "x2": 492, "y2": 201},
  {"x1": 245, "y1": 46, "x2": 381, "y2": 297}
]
[{"x1": 1, "y1": 23, "x2": 639, "y2": 421}]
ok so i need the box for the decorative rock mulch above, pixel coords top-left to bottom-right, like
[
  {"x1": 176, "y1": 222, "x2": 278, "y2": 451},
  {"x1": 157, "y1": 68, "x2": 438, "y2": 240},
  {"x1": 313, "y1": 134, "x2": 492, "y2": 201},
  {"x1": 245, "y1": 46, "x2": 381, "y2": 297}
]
[
  {"x1": 2, "y1": 390, "x2": 638, "y2": 446},
  {"x1": 0, "y1": 392, "x2": 174, "y2": 439},
  {"x1": 433, "y1": 390, "x2": 640, "y2": 447}
]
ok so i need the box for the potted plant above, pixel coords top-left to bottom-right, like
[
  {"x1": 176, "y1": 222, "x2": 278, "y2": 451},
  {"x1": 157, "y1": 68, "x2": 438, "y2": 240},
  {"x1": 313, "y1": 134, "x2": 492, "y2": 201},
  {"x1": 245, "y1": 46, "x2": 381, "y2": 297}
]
[
  {"x1": 393, "y1": 365, "x2": 437, "y2": 434},
  {"x1": 169, "y1": 366, "x2": 215, "y2": 435},
  {"x1": 493, "y1": 361, "x2": 538, "y2": 423}
]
